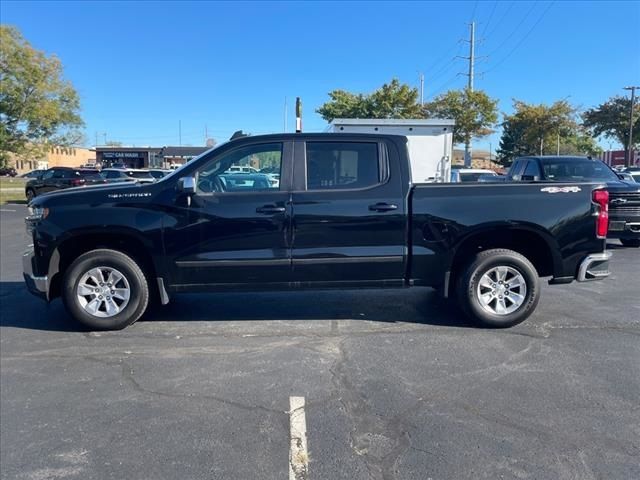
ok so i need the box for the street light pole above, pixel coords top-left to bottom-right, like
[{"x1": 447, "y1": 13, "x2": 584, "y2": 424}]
[{"x1": 623, "y1": 86, "x2": 639, "y2": 167}]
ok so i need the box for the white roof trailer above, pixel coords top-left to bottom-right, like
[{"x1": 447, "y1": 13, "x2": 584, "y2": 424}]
[{"x1": 328, "y1": 119, "x2": 454, "y2": 183}]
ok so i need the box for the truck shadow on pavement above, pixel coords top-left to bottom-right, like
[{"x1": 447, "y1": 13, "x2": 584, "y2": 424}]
[{"x1": 0, "y1": 282, "x2": 473, "y2": 332}]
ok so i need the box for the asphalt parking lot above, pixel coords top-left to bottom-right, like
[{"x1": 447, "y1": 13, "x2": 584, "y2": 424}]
[{"x1": 1, "y1": 204, "x2": 639, "y2": 480}]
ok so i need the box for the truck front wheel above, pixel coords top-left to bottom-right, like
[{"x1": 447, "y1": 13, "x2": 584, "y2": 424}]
[
  {"x1": 62, "y1": 249, "x2": 149, "y2": 330},
  {"x1": 456, "y1": 249, "x2": 540, "y2": 328}
]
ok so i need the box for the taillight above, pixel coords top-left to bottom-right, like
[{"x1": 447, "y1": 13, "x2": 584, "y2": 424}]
[
  {"x1": 70, "y1": 178, "x2": 85, "y2": 187},
  {"x1": 593, "y1": 189, "x2": 609, "y2": 238}
]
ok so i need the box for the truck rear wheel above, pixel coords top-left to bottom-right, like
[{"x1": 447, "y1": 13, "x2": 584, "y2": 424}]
[
  {"x1": 62, "y1": 249, "x2": 149, "y2": 330},
  {"x1": 456, "y1": 249, "x2": 540, "y2": 328}
]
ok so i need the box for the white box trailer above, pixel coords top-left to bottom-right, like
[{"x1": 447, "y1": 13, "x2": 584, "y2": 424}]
[{"x1": 328, "y1": 118, "x2": 454, "y2": 183}]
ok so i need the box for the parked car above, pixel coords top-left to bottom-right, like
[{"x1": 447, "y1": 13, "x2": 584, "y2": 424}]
[
  {"x1": 259, "y1": 167, "x2": 281, "y2": 187},
  {"x1": 216, "y1": 173, "x2": 276, "y2": 192},
  {"x1": 451, "y1": 169, "x2": 499, "y2": 183},
  {"x1": 617, "y1": 171, "x2": 635, "y2": 182},
  {"x1": 148, "y1": 169, "x2": 172, "y2": 180},
  {"x1": 622, "y1": 167, "x2": 640, "y2": 183},
  {"x1": 0, "y1": 166, "x2": 18, "y2": 177},
  {"x1": 25, "y1": 167, "x2": 105, "y2": 201},
  {"x1": 23, "y1": 133, "x2": 612, "y2": 330},
  {"x1": 100, "y1": 168, "x2": 156, "y2": 184},
  {"x1": 21, "y1": 169, "x2": 46, "y2": 179},
  {"x1": 225, "y1": 165, "x2": 259, "y2": 174},
  {"x1": 506, "y1": 156, "x2": 640, "y2": 247},
  {"x1": 477, "y1": 173, "x2": 506, "y2": 183}
]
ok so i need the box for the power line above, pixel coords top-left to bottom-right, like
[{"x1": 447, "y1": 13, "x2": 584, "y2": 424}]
[
  {"x1": 483, "y1": 1, "x2": 555, "y2": 75},
  {"x1": 485, "y1": 1, "x2": 539, "y2": 58},
  {"x1": 480, "y1": 1, "x2": 499, "y2": 38},
  {"x1": 484, "y1": 1, "x2": 515, "y2": 41},
  {"x1": 430, "y1": 73, "x2": 463, "y2": 98},
  {"x1": 469, "y1": 0, "x2": 479, "y2": 23},
  {"x1": 424, "y1": 43, "x2": 460, "y2": 75}
]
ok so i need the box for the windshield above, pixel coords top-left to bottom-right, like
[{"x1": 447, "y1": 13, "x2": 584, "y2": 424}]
[
  {"x1": 542, "y1": 159, "x2": 619, "y2": 182},
  {"x1": 158, "y1": 142, "x2": 227, "y2": 182}
]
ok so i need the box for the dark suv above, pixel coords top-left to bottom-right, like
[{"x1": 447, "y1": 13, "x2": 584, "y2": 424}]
[
  {"x1": 25, "y1": 167, "x2": 105, "y2": 201},
  {"x1": 0, "y1": 166, "x2": 18, "y2": 177},
  {"x1": 507, "y1": 156, "x2": 640, "y2": 247}
]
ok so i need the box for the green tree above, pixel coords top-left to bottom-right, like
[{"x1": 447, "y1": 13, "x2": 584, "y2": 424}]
[
  {"x1": 583, "y1": 96, "x2": 640, "y2": 150},
  {"x1": 422, "y1": 88, "x2": 499, "y2": 147},
  {"x1": 496, "y1": 120, "x2": 528, "y2": 165},
  {"x1": 317, "y1": 78, "x2": 423, "y2": 122},
  {"x1": 560, "y1": 129, "x2": 602, "y2": 157},
  {"x1": 496, "y1": 99, "x2": 597, "y2": 164},
  {"x1": 0, "y1": 25, "x2": 84, "y2": 167}
]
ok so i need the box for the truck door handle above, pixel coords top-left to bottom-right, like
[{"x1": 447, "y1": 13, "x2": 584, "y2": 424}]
[
  {"x1": 256, "y1": 205, "x2": 286, "y2": 214},
  {"x1": 369, "y1": 203, "x2": 398, "y2": 212}
]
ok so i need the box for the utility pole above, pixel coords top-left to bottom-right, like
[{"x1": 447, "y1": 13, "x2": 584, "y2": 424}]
[
  {"x1": 461, "y1": 22, "x2": 475, "y2": 167},
  {"x1": 623, "y1": 86, "x2": 639, "y2": 167},
  {"x1": 284, "y1": 97, "x2": 288, "y2": 132},
  {"x1": 205, "y1": 125, "x2": 208, "y2": 144},
  {"x1": 179, "y1": 120, "x2": 182, "y2": 147},
  {"x1": 468, "y1": 22, "x2": 475, "y2": 91},
  {"x1": 419, "y1": 73, "x2": 425, "y2": 106},
  {"x1": 489, "y1": 141, "x2": 492, "y2": 167},
  {"x1": 95, "y1": 132, "x2": 98, "y2": 147},
  {"x1": 103, "y1": 133, "x2": 107, "y2": 145},
  {"x1": 557, "y1": 131, "x2": 560, "y2": 155}
]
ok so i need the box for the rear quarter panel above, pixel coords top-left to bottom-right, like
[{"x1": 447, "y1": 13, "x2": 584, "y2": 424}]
[{"x1": 410, "y1": 182, "x2": 606, "y2": 285}]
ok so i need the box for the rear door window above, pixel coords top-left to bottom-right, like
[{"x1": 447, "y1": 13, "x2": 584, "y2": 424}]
[
  {"x1": 305, "y1": 142, "x2": 381, "y2": 190},
  {"x1": 508, "y1": 160, "x2": 525, "y2": 180},
  {"x1": 522, "y1": 161, "x2": 541, "y2": 179}
]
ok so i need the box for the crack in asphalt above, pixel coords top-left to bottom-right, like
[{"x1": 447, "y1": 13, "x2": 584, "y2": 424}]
[
  {"x1": 80, "y1": 355, "x2": 287, "y2": 416},
  {"x1": 329, "y1": 338, "x2": 412, "y2": 480}
]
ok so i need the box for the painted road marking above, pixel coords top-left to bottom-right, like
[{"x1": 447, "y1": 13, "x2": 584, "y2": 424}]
[
  {"x1": 0, "y1": 209, "x2": 17, "y2": 212},
  {"x1": 289, "y1": 396, "x2": 309, "y2": 480}
]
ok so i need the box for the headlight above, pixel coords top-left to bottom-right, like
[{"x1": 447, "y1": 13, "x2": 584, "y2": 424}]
[
  {"x1": 25, "y1": 207, "x2": 49, "y2": 235},
  {"x1": 26, "y1": 206, "x2": 49, "y2": 221}
]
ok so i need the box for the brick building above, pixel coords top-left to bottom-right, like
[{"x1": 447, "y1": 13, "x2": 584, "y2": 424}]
[{"x1": 11, "y1": 146, "x2": 95, "y2": 174}]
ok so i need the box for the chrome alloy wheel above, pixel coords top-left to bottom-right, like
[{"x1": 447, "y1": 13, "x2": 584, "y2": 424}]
[
  {"x1": 76, "y1": 267, "x2": 131, "y2": 318},
  {"x1": 476, "y1": 266, "x2": 527, "y2": 315}
]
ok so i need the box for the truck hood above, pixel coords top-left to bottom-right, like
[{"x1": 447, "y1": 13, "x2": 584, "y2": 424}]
[
  {"x1": 604, "y1": 180, "x2": 640, "y2": 193},
  {"x1": 29, "y1": 181, "x2": 157, "y2": 208}
]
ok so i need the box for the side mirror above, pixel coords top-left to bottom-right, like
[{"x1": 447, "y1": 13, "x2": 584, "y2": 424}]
[{"x1": 177, "y1": 176, "x2": 196, "y2": 195}]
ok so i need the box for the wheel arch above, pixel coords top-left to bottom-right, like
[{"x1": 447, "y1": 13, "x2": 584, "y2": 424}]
[
  {"x1": 49, "y1": 229, "x2": 164, "y2": 302},
  {"x1": 444, "y1": 224, "x2": 561, "y2": 297}
]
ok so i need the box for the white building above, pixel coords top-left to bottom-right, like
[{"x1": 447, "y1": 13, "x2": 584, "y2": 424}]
[{"x1": 328, "y1": 118, "x2": 455, "y2": 183}]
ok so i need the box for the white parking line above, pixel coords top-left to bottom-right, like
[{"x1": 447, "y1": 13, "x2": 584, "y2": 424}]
[
  {"x1": 289, "y1": 396, "x2": 309, "y2": 480},
  {"x1": 0, "y1": 209, "x2": 17, "y2": 212}
]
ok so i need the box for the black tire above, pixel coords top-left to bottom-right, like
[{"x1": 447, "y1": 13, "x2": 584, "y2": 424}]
[
  {"x1": 26, "y1": 188, "x2": 35, "y2": 202},
  {"x1": 456, "y1": 248, "x2": 540, "y2": 328},
  {"x1": 62, "y1": 249, "x2": 149, "y2": 330},
  {"x1": 620, "y1": 239, "x2": 640, "y2": 248}
]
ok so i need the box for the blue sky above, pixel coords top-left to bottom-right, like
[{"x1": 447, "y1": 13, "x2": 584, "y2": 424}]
[{"x1": 2, "y1": 0, "x2": 639, "y2": 151}]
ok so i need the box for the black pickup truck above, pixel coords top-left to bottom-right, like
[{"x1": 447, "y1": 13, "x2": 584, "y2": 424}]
[
  {"x1": 506, "y1": 156, "x2": 640, "y2": 247},
  {"x1": 24, "y1": 133, "x2": 612, "y2": 330}
]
